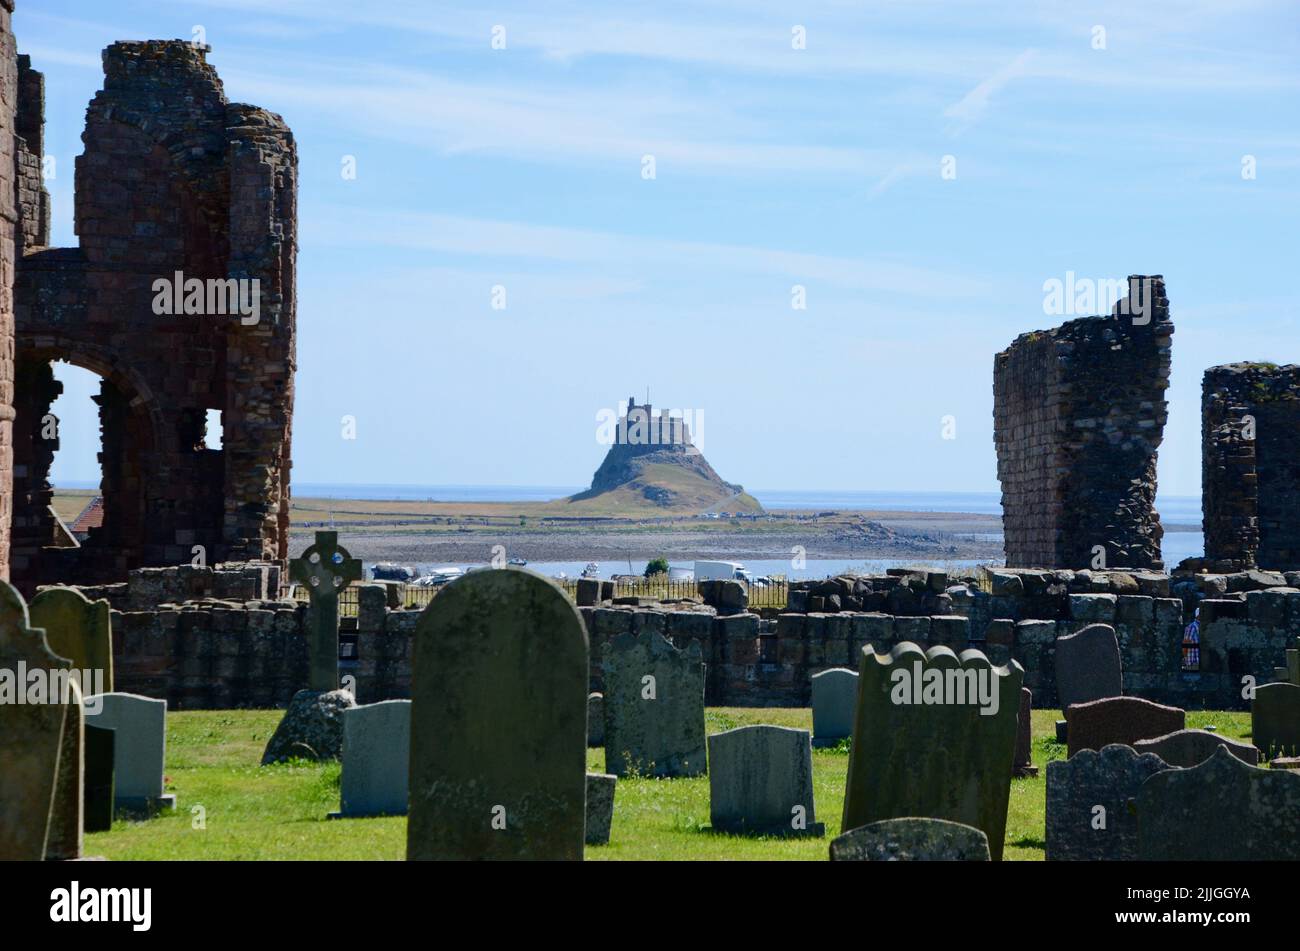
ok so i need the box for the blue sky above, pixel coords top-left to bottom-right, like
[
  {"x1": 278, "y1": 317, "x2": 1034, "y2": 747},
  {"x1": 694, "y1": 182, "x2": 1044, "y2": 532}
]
[{"x1": 21, "y1": 0, "x2": 1299, "y2": 498}]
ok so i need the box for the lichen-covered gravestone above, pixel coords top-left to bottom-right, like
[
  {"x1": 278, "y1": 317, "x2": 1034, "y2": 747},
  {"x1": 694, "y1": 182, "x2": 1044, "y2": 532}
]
[
  {"x1": 29, "y1": 586, "x2": 113, "y2": 694},
  {"x1": 842, "y1": 642, "x2": 1023, "y2": 861},
  {"x1": 602, "y1": 630, "x2": 707, "y2": 778},
  {"x1": 830, "y1": 818, "x2": 990, "y2": 861},
  {"x1": 0, "y1": 580, "x2": 73, "y2": 860},
  {"x1": 708, "y1": 725, "x2": 824, "y2": 837},
  {"x1": 84, "y1": 692, "x2": 174, "y2": 815},
  {"x1": 337, "y1": 699, "x2": 410, "y2": 818},
  {"x1": 1053, "y1": 623, "x2": 1121, "y2": 711},
  {"x1": 407, "y1": 569, "x2": 589, "y2": 861},
  {"x1": 811, "y1": 668, "x2": 858, "y2": 747},
  {"x1": 1133, "y1": 728, "x2": 1259, "y2": 767},
  {"x1": 1251, "y1": 681, "x2": 1300, "y2": 760},
  {"x1": 1045, "y1": 744, "x2": 1172, "y2": 861},
  {"x1": 290, "y1": 530, "x2": 362, "y2": 692},
  {"x1": 45, "y1": 678, "x2": 85, "y2": 861},
  {"x1": 585, "y1": 773, "x2": 616, "y2": 846},
  {"x1": 1065, "y1": 696, "x2": 1184, "y2": 758},
  {"x1": 1137, "y1": 747, "x2": 1300, "y2": 860},
  {"x1": 262, "y1": 688, "x2": 356, "y2": 763}
]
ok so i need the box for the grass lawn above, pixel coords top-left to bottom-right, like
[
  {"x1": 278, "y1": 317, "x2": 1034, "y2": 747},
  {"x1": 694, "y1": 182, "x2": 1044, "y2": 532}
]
[{"x1": 86, "y1": 707, "x2": 1254, "y2": 861}]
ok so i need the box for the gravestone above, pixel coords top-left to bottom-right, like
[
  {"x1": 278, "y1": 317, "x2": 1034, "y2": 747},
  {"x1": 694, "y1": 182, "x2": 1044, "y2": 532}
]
[
  {"x1": 262, "y1": 688, "x2": 356, "y2": 764},
  {"x1": 1133, "y1": 728, "x2": 1259, "y2": 767},
  {"x1": 1013, "y1": 687, "x2": 1037, "y2": 777},
  {"x1": 407, "y1": 568, "x2": 588, "y2": 861},
  {"x1": 1065, "y1": 696, "x2": 1185, "y2": 758},
  {"x1": 830, "y1": 818, "x2": 990, "y2": 861},
  {"x1": 1053, "y1": 623, "x2": 1122, "y2": 711},
  {"x1": 708, "y1": 725, "x2": 823, "y2": 837},
  {"x1": 84, "y1": 692, "x2": 174, "y2": 815},
  {"x1": 811, "y1": 668, "x2": 858, "y2": 748},
  {"x1": 602, "y1": 629, "x2": 706, "y2": 779},
  {"x1": 29, "y1": 587, "x2": 113, "y2": 694},
  {"x1": 0, "y1": 580, "x2": 73, "y2": 860},
  {"x1": 46, "y1": 678, "x2": 85, "y2": 861},
  {"x1": 587, "y1": 693, "x2": 604, "y2": 747},
  {"x1": 336, "y1": 700, "x2": 410, "y2": 817},
  {"x1": 84, "y1": 724, "x2": 115, "y2": 832},
  {"x1": 1251, "y1": 681, "x2": 1300, "y2": 760},
  {"x1": 585, "y1": 773, "x2": 616, "y2": 846},
  {"x1": 1045, "y1": 744, "x2": 1173, "y2": 861},
  {"x1": 290, "y1": 531, "x2": 362, "y2": 692},
  {"x1": 1137, "y1": 747, "x2": 1300, "y2": 860},
  {"x1": 842, "y1": 642, "x2": 1023, "y2": 861}
]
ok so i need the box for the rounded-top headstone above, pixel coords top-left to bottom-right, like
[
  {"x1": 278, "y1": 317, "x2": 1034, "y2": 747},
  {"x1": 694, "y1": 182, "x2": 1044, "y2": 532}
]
[
  {"x1": 830, "y1": 818, "x2": 990, "y2": 861},
  {"x1": 1053, "y1": 623, "x2": 1122, "y2": 711}
]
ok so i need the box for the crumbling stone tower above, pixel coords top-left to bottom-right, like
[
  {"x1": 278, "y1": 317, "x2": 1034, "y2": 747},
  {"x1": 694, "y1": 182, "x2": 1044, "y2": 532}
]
[
  {"x1": 1202, "y1": 363, "x2": 1300, "y2": 571},
  {"x1": 11, "y1": 41, "x2": 297, "y2": 592},
  {"x1": 993, "y1": 276, "x2": 1173, "y2": 569},
  {"x1": 0, "y1": 1, "x2": 15, "y2": 582}
]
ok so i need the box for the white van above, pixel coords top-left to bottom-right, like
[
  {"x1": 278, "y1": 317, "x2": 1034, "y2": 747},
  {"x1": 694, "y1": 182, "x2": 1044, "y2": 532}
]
[{"x1": 694, "y1": 560, "x2": 754, "y2": 583}]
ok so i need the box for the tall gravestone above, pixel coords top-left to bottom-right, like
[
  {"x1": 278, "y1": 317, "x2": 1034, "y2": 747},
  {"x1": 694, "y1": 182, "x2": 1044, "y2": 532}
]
[
  {"x1": 84, "y1": 692, "x2": 173, "y2": 815},
  {"x1": 1251, "y1": 681, "x2": 1300, "y2": 760},
  {"x1": 84, "y1": 724, "x2": 115, "y2": 832},
  {"x1": 1013, "y1": 687, "x2": 1037, "y2": 777},
  {"x1": 708, "y1": 725, "x2": 823, "y2": 837},
  {"x1": 811, "y1": 668, "x2": 858, "y2": 748},
  {"x1": 1045, "y1": 744, "x2": 1172, "y2": 861},
  {"x1": 337, "y1": 699, "x2": 410, "y2": 818},
  {"x1": 830, "y1": 818, "x2": 991, "y2": 861},
  {"x1": 407, "y1": 569, "x2": 588, "y2": 861},
  {"x1": 1133, "y1": 728, "x2": 1259, "y2": 767},
  {"x1": 1137, "y1": 747, "x2": 1300, "y2": 860},
  {"x1": 29, "y1": 586, "x2": 113, "y2": 694},
  {"x1": 602, "y1": 629, "x2": 707, "y2": 779},
  {"x1": 1053, "y1": 623, "x2": 1122, "y2": 711},
  {"x1": 45, "y1": 678, "x2": 85, "y2": 861},
  {"x1": 290, "y1": 531, "x2": 362, "y2": 692},
  {"x1": 842, "y1": 642, "x2": 1023, "y2": 860},
  {"x1": 1065, "y1": 696, "x2": 1184, "y2": 758}
]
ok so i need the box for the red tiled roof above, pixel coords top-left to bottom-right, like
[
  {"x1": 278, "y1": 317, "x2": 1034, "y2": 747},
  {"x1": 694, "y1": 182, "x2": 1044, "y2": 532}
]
[{"x1": 70, "y1": 496, "x2": 104, "y2": 533}]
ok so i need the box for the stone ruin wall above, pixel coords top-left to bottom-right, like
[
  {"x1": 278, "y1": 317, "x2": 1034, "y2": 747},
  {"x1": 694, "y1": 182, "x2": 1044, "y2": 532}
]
[
  {"x1": 10, "y1": 41, "x2": 296, "y2": 595},
  {"x1": 994, "y1": 276, "x2": 1173, "y2": 570},
  {"x1": 0, "y1": 1, "x2": 16, "y2": 581},
  {"x1": 1203, "y1": 363, "x2": 1300, "y2": 571}
]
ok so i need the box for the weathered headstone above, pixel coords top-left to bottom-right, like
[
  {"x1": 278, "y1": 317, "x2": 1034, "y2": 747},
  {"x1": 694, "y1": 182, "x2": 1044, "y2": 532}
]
[
  {"x1": 1065, "y1": 696, "x2": 1185, "y2": 759},
  {"x1": 407, "y1": 568, "x2": 588, "y2": 861},
  {"x1": 1133, "y1": 728, "x2": 1259, "y2": 767},
  {"x1": 602, "y1": 629, "x2": 706, "y2": 779},
  {"x1": 336, "y1": 700, "x2": 410, "y2": 818},
  {"x1": 1251, "y1": 681, "x2": 1300, "y2": 760},
  {"x1": 1053, "y1": 623, "x2": 1122, "y2": 711},
  {"x1": 585, "y1": 773, "x2": 616, "y2": 846},
  {"x1": 0, "y1": 580, "x2": 73, "y2": 860},
  {"x1": 576, "y1": 577, "x2": 601, "y2": 607},
  {"x1": 84, "y1": 724, "x2": 115, "y2": 832},
  {"x1": 290, "y1": 531, "x2": 362, "y2": 692},
  {"x1": 842, "y1": 642, "x2": 1023, "y2": 861},
  {"x1": 262, "y1": 688, "x2": 357, "y2": 764},
  {"x1": 1013, "y1": 687, "x2": 1037, "y2": 777},
  {"x1": 830, "y1": 818, "x2": 990, "y2": 861},
  {"x1": 587, "y1": 692, "x2": 604, "y2": 747},
  {"x1": 84, "y1": 692, "x2": 174, "y2": 815},
  {"x1": 45, "y1": 678, "x2": 85, "y2": 861},
  {"x1": 708, "y1": 725, "x2": 823, "y2": 837},
  {"x1": 1046, "y1": 744, "x2": 1173, "y2": 861},
  {"x1": 1137, "y1": 746, "x2": 1300, "y2": 860},
  {"x1": 29, "y1": 586, "x2": 113, "y2": 694},
  {"x1": 811, "y1": 668, "x2": 858, "y2": 748}
]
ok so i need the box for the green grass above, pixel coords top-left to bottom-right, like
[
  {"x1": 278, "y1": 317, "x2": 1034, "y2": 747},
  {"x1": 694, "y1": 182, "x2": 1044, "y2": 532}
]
[{"x1": 86, "y1": 707, "x2": 1255, "y2": 861}]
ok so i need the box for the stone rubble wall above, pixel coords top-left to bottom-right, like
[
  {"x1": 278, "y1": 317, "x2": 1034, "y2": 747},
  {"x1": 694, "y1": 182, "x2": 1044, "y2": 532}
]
[{"x1": 0, "y1": 2, "x2": 16, "y2": 581}]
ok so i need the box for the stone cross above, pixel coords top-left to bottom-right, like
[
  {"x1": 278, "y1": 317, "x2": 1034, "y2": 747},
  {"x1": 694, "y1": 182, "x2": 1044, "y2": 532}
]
[{"x1": 290, "y1": 531, "x2": 362, "y2": 691}]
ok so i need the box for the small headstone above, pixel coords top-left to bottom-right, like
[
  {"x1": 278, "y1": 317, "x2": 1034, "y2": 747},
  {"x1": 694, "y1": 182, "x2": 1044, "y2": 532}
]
[
  {"x1": 830, "y1": 818, "x2": 990, "y2": 861},
  {"x1": 46, "y1": 679, "x2": 85, "y2": 861},
  {"x1": 1137, "y1": 746, "x2": 1300, "y2": 860},
  {"x1": 0, "y1": 579, "x2": 74, "y2": 860},
  {"x1": 84, "y1": 724, "x2": 115, "y2": 832},
  {"x1": 337, "y1": 700, "x2": 410, "y2": 818},
  {"x1": 29, "y1": 586, "x2": 113, "y2": 694},
  {"x1": 1053, "y1": 623, "x2": 1122, "y2": 711},
  {"x1": 587, "y1": 693, "x2": 604, "y2": 747},
  {"x1": 1065, "y1": 696, "x2": 1185, "y2": 759},
  {"x1": 1055, "y1": 719, "x2": 1068, "y2": 744},
  {"x1": 576, "y1": 578, "x2": 601, "y2": 607},
  {"x1": 708, "y1": 725, "x2": 824, "y2": 837},
  {"x1": 585, "y1": 773, "x2": 616, "y2": 846},
  {"x1": 1133, "y1": 728, "x2": 1259, "y2": 767},
  {"x1": 84, "y1": 692, "x2": 174, "y2": 815},
  {"x1": 842, "y1": 642, "x2": 1023, "y2": 861},
  {"x1": 1013, "y1": 687, "x2": 1038, "y2": 777},
  {"x1": 261, "y1": 688, "x2": 356, "y2": 765},
  {"x1": 602, "y1": 629, "x2": 707, "y2": 779},
  {"x1": 1270, "y1": 757, "x2": 1300, "y2": 770},
  {"x1": 290, "y1": 531, "x2": 362, "y2": 692},
  {"x1": 1046, "y1": 744, "x2": 1173, "y2": 861},
  {"x1": 811, "y1": 668, "x2": 858, "y2": 748},
  {"x1": 407, "y1": 569, "x2": 588, "y2": 861},
  {"x1": 1251, "y1": 681, "x2": 1300, "y2": 760}
]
